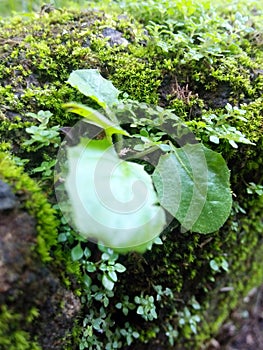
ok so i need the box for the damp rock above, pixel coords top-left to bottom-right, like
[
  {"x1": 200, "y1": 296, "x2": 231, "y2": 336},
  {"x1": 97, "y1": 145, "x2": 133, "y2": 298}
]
[
  {"x1": 0, "y1": 205, "x2": 81, "y2": 350},
  {"x1": 0, "y1": 180, "x2": 17, "y2": 210},
  {"x1": 102, "y1": 27, "x2": 129, "y2": 46}
]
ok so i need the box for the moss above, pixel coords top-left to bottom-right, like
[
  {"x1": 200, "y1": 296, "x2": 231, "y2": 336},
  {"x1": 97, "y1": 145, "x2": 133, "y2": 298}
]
[
  {"x1": 0, "y1": 306, "x2": 41, "y2": 350},
  {"x1": 209, "y1": 55, "x2": 258, "y2": 97},
  {"x1": 197, "y1": 199, "x2": 263, "y2": 348},
  {"x1": 0, "y1": 151, "x2": 58, "y2": 262},
  {"x1": 240, "y1": 98, "x2": 263, "y2": 143},
  {"x1": 0, "y1": 7, "x2": 163, "y2": 154}
]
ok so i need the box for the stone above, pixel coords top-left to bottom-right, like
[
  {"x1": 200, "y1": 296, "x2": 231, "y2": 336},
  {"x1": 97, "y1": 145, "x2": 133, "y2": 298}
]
[
  {"x1": 102, "y1": 27, "x2": 129, "y2": 46},
  {"x1": 0, "y1": 180, "x2": 17, "y2": 210}
]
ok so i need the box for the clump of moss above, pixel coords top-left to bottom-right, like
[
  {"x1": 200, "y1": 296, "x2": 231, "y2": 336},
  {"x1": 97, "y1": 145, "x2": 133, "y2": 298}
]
[
  {"x1": 0, "y1": 151, "x2": 57, "y2": 261},
  {"x1": 0, "y1": 9, "x2": 160, "y2": 124},
  {"x1": 0, "y1": 306, "x2": 41, "y2": 350}
]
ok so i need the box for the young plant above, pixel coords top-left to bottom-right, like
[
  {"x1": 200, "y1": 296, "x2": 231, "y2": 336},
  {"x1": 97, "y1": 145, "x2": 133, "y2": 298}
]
[
  {"x1": 134, "y1": 293, "x2": 158, "y2": 321},
  {"x1": 116, "y1": 295, "x2": 136, "y2": 316},
  {"x1": 57, "y1": 69, "x2": 234, "y2": 255},
  {"x1": 199, "y1": 104, "x2": 255, "y2": 148},
  {"x1": 23, "y1": 110, "x2": 61, "y2": 150}
]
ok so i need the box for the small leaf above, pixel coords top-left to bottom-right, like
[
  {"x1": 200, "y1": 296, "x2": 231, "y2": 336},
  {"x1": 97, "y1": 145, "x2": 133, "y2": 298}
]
[
  {"x1": 140, "y1": 129, "x2": 149, "y2": 137},
  {"x1": 71, "y1": 243, "x2": 83, "y2": 261},
  {"x1": 102, "y1": 273, "x2": 115, "y2": 291},
  {"x1": 133, "y1": 144, "x2": 146, "y2": 151},
  {"x1": 210, "y1": 259, "x2": 219, "y2": 271},
  {"x1": 221, "y1": 258, "x2": 229, "y2": 271},
  {"x1": 83, "y1": 247, "x2": 91, "y2": 258},
  {"x1": 58, "y1": 233, "x2": 68, "y2": 242},
  {"x1": 150, "y1": 309, "x2": 158, "y2": 319},
  {"x1": 225, "y1": 103, "x2": 233, "y2": 112},
  {"x1": 103, "y1": 296, "x2": 109, "y2": 308},
  {"x1": 64, "y1": 102, "x2": 129, "y2": 139},
  {"x1": 134, "y1": 296, "x2": 141, "y2": 304},
  {"x1": 114, "y1": 263, "x2": 126, "y2": 273},
  {"x1": 190, "y1": 323, "x2": 197, "y2": 334},
  {"x1": 94, "y1": 292, "x2": 103, "y2": 301},
  {"x1": 191, "y1": 300, "x2": 201, "y2": 310},
  {"x1": 149, "y1": 296, "x2": 154, "y2": 303},
  {"x1": 115, "y1": 303, "x2": 122, "y2": 309},
  {"x1": 93, "y1": 318, "x2": 103, "y2": 330},
  {"x1": 209, "y1": 135, "x2": 220, "y2": 144},
  {"x1": 108, "y1": 270, "x2": 118, "y2": 282},
  {"x1": 153, "y1": 236, "x2": 163, "y2": 245},
  {"x1": 67, "y1": 69, "x2": 120, "y2": 108},
  {"x1": 83, "y1": 274, "x2": 92, "y2": 288},
  {"x1": 99, "y1": 263, "x2": 107, "y2": 272},
  {"x1": 127, "y1": 334, "x2": 132, "y2": 345},
  {"x1": 86, "y1": 262, "x2": 96, "y2": 273},
  {"x1": 137, "y1": 306, "x2": 144, "y2": 315},
  {"x1": 123, "y1": 307, "x2": 129, "y2": 316},
  {"x1": 101, "y1": 252, "x2": 110, "y2": 260},
  {"x1": 159, "y1": 144, "x2": 171, "y2": 152},
  {"x1": 229, "y1": 139, "x2": 238, "y2": 148}
]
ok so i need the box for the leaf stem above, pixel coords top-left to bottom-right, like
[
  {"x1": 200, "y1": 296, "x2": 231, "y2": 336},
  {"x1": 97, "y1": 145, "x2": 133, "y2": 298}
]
[{"x1": 125, "y1": 145, "x2": 160, "y2": 160}]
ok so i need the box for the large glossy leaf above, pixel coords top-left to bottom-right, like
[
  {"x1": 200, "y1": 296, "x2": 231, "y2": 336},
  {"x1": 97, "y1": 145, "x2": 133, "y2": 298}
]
[
  {"x1": 152, "y1": 143, "x2": 232, "y2": 233},
  {"x1": 67, "y1": 69, "x2": 120, "y2": 108},
  {"x1": 64, "y1": 138, "x2": 166, "y2": 253}
]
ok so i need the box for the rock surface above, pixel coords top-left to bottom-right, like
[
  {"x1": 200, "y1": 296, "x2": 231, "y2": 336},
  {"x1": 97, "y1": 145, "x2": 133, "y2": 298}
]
[{"x1": 0, "y1": 180, "x2": 81, "y2": 349}]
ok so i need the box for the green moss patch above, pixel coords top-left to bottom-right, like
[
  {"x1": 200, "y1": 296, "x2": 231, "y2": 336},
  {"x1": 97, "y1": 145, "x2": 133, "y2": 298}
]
[{"x1": 0, "y1": 151, "x2": 57, "y2": 261}]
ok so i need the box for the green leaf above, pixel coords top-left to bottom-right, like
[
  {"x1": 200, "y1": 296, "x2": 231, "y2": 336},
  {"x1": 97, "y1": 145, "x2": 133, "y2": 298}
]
[
  {"x1": 64, "y1": 102, "x2": 130, "y2": 139},
  {"x1": 123, "y1": 307, "x2": 129, "y2": 316},
  {"x1": 71, "y1": 243, "x2": 84, "y2": 261},
  {"x1": 99, "y1": 263, "x2": 107, "y2": 272},
  {"x1": 64, "y1": 138, "x2": 166, "y2": 253},
  {"x1": 101, "y1": 252, "x2": 110, "y2": 260},
  {"x1": 209, "y1": 135, "x2": 220, "y2": 144},
  {"x1": 83, "y1": 247, "x2": 91, "y2": 258},
  {"x1": 83, "y1": 274, "x2": 92, "y2": 288},
  {"x1": 153, "y1": 236, "x2": 163, "y2": 245},
  {"x1": 94, "y1": 292, "x2": 103, "y2": 301},
  {"x1": 86, "y1": 262, "x2": 97, "y2": 273},
  {"x1": 108, "y1": 270, "x2": 118, "y2": 282},
  {"x1": 134, "y1": 296, "x2": 140, "y2": 304},
  {"x1": 114, "y1": 263, "x2": 126, "y2": 273},
  {"x1": 67, "y1": 69, "x2": 120, "y2": 108},
  {"x1": 210, "y1": 259, "x2": 219, "y2": 271},
  {"x1": 221, "y1": 258, "x2": 229, "y2": 271},
  {"x1": 137, "y1": 306, "x2": 144, "y2": 315},
  {"x1": 132, "y1": 331, "x2": 140, "y2": 339},
  {"x1": 102, "y1": 273, "x2": 115, "y2": 291},
  {"x1": 152, "y1": 143, "x2": 232, "y2": 233},
  {"x1": 150, "y1": 309, "x2": 158, "y2": 319},
  {"x1": 58, "y1": 233, "x2": 68, "y2": 242}
]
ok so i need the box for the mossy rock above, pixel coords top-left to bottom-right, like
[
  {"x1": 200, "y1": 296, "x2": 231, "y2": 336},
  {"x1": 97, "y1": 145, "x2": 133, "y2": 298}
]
[
  {"x1": 0, "y1": 152, "x2": 81, "y2": 350},
  {"x1": 0, "y1": 1, "x2": 262, "y2": 349}
]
